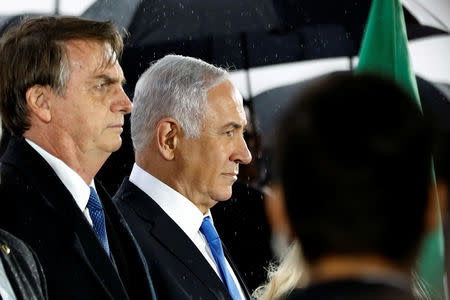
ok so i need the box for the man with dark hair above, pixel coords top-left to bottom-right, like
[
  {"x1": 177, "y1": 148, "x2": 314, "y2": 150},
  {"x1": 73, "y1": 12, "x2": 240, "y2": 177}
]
[
  {"x1": 276, "y1": 72, "x2": 433, "y2": 299},
  {"x1": 0, "y1": 16, "x2": 156, "y2": 300}
]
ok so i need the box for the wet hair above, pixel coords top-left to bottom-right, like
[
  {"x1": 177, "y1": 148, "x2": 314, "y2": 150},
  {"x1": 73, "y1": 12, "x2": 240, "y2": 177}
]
[
  {"x1": 131, "y1": 54, "x2": 228, "y2": 152},
  {"x1": 0, "y1": 16, "x2": 123, "y2": 136},
  {"x1": 277, "y1": 72, "x2": 432, "y2": 268}
]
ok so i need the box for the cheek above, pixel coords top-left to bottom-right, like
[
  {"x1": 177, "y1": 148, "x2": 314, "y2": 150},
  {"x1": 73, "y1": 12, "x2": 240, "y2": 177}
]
[{"x1": 206, "y1": 148, "x2": 228, "y2": 169}]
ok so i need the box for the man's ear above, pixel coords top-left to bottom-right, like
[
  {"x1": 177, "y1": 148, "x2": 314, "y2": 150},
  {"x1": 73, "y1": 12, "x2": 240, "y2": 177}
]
[
  {"x1": 425, "y1": 180, "x2": 448, "y2": 233},
  {"x1": 265, "y1": 182, "x2": 295, "y2": 240},
  {"x1": 155, "y1": 118, "x2": 180, "y2": 161},
  {"x1": 25, "y1": 85, "x2": 52, "y2": 123}
]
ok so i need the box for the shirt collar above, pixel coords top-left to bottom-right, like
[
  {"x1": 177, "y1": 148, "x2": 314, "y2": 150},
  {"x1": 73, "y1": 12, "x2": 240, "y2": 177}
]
[
  {"x1": 129, "y1": 163, "x2": 212, "y2": 240},
  {"x1": 25, "y1": 138, "x2": 95, "y2": 212}
]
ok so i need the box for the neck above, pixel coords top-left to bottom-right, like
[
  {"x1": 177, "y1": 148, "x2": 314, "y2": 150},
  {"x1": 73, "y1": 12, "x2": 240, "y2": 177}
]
[
  {"x1": 24, "y1": 131, "x2": 108, "y2": 185},
  {"x1": 136, "y1": 151, "x2": 211, "y2": 214},
  {"x1": 308, "y1": 255, "x2": 410, "y2": 285}
]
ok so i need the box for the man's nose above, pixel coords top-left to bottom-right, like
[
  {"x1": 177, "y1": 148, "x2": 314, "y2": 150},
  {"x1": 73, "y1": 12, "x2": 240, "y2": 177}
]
[
  {"x1": 231, "y1": 135, "x2": 252, "y2": 165},
  {"x1": 111, "y1": 87, "x2": 132, "y2": 114}
]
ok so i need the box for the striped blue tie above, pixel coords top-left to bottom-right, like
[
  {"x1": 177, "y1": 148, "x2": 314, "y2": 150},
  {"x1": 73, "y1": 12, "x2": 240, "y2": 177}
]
[
  {"x1": 87, "y1": 187, "x2": 110, "y2": 256},
  {"x1": 200, "y1": 216, "x2": 241, "y2": 300}
]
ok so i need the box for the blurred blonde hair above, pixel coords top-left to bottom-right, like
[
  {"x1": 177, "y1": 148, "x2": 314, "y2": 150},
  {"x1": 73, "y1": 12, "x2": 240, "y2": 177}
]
[
  {"x1": 253, "y1": 240, "x2": 307, "y2": 300},
  {"x1": 253, "y1": 240, "x2": 430, "y2": 300}
]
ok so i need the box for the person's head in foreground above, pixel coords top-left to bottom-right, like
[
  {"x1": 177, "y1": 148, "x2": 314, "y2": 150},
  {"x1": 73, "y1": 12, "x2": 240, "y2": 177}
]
[
  {"x1": 276, "y1": 72, "x2": 434, "y2": 299},
  {"x1": 131, "y1": 54, "x2": 252, "y2": 213}
]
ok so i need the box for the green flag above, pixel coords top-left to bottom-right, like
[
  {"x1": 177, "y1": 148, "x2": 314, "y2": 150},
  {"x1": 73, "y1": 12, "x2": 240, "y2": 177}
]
[{"x1": 355, "y1": 0, "x2": 446, "y2": 299}]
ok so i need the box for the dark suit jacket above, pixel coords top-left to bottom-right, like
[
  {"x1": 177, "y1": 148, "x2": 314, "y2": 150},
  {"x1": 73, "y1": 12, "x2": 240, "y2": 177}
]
[
  {"x1": 0, "y1": 137, "x2": 156, "y2": 300},
  {"x1": 286, "y1": 279, "x2": 415, "y2": 300},
  {"x1": 211, "y1": 182, "x2": 273, "y2": 292},
  {"x1": 0, "y1": 228, "x2": 47, "y2": 300},
  {"x1": 114, "y1": 177, "x2": 252, "y2": 300}
]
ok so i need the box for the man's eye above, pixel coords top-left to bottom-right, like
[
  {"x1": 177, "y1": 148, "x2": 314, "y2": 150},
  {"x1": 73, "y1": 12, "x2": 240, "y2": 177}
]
[
  {"x1": 96, "y1": 83, "x2": 105, "y2": 89},
  {"x1": 225, "y1": 130, "x2": 234, "y2": 137}
]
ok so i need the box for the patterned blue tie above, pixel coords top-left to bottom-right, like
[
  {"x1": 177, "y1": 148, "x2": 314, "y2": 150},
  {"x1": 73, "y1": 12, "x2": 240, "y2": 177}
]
[
  {"x1": 200, "y1": 216, "x2": 241, "y2": 300},
  {"x1": 87, "y1": 187, "x2": 110, "y2": 256}
]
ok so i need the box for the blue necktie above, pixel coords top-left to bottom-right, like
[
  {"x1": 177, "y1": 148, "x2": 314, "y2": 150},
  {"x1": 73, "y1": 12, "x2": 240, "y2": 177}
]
[
  {"x1": 87, "y1": 187, "x2": 110, "y2": 256},
  {"x1": 200, "y1": 216, "x2": 241, "y2": 300}
]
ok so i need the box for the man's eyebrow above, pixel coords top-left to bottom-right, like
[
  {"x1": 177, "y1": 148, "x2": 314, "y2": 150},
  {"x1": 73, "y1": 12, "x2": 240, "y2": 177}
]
[
  {"x1": 94, "y1": 74, "x2": 126, "y2": 86},
  {"x1": 222, "y1": 121, "x2": 245, "y2": 130}
]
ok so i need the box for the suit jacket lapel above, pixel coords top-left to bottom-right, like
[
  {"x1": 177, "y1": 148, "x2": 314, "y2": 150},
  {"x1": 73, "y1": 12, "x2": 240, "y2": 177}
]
[
  {"x1": 123, "y1": 180, "x2": 233, "y2": 300},
  {"x1": 98, "y1": 181, "x2": 157, "y2": 300},
  {"x1": 1, "y1": 137, "x2": 128, "y2": 299},
  {"x1": 223, "y1": 243, "x2": 253, "y2": 299},
  {"x1": 70, "y1": 200, "x2": 128, "y2": 299}
]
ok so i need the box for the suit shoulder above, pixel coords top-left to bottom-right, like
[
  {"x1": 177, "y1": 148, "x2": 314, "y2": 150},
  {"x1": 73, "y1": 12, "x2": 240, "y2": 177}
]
[{"x1": 0, "y1": 161, "x2": 34, "y2": 197}]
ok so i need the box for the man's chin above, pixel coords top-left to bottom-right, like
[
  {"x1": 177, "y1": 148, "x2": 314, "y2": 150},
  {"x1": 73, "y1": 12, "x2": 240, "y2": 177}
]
[
  {"x1": 212, "y1": 189, "x2": 233, "y2": 202},
  {"x1": 105, "y1": 138, "x2": 123, "y2": 153},
  {"x1": 111, "y1": 144, "x2": 122, "y2": 152}
]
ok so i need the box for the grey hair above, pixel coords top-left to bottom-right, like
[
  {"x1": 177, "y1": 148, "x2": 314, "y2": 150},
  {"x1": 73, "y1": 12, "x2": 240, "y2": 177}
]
[
  {"x1": 131, "y1": 54, "x2": 229, "y2": 152},
  {"x1": 56, "y1": 43, "x2": 70, "y2": 96}
]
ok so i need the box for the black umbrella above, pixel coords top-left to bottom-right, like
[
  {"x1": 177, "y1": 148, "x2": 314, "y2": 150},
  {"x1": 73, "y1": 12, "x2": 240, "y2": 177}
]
[
  {"x1": 82, "y1": 0, "x2": 281, "y2": 99},
  {"x1": 81, "y1": 0, "x2": 445, "y2": 97},
  {"x1": 82, "y1": 0, "x2": 364, "y2": 85},
  {"x1": 83, "y1": 0, "x2": 279, "y2": 44}
]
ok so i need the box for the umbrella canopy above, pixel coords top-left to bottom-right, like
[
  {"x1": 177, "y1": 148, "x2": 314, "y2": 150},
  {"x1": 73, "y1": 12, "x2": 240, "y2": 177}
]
[
  {"x1": 80, "y1": 0, "x2": 445, "y2": 92},
  {"x1": 126, "y1": 0, "x2": 279, "y2": 46},
  {"x1": 82, "y1": 0, "x2": 280, "y2": 45},
  {"x1": 402, "y1": 0, "x2": 450, "y2": 33},
  {"x1": 82, "y1": 0, "x2": 140, "y2": 30},
  {"x1": 82, "y1": 0, "x2": 282, "y2": 98}
]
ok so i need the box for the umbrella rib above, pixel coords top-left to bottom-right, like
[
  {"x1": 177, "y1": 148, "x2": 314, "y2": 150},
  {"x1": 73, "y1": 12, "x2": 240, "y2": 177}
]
[{"x1": 406, "y1": 0, "x2": 449, "y2": 31}]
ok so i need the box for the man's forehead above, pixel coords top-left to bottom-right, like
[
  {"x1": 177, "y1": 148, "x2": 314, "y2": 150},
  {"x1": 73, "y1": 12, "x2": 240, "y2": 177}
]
[
  {"x1": 65, "y1": 39, "x2": 104, "y2": 55},
  {"x1": 206, "y1": 80, "x2": 247, "y2": 126},
  {"x1": 65, "y1": 39, "x2": 122, "y2": 77}
]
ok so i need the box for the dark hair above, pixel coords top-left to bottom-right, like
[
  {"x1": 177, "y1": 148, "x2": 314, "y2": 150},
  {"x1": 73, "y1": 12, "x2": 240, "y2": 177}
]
[
  {"x1": 277, "y1": 72, "x2": 432, "y2": 268},
  {"x1": 0, "y1": 16, "x2": 124, "y2": 136}
]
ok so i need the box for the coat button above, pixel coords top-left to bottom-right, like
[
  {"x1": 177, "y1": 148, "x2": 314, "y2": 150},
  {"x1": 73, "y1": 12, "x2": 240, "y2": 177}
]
[{"x1": 1, "y1": 244, "x2": 10, "y2": 255}]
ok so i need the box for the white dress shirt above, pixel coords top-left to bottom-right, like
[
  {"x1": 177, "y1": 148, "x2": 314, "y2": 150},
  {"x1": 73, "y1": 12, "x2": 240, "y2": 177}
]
[
  {"x1": 0, "y1": 256, "x2": 16, "y2": 300},
  {"x1": 26, "y1": 139, "x2": 96, "y2": 226},
  {"x1": 130, "y1": 163, "x2": 246, "y2": 299}
]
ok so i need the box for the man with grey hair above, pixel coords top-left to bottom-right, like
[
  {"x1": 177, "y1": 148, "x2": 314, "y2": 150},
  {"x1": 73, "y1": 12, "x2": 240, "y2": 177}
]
[{"x1": 114, "y1": 54, "x2": 252, "y2": 300}]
